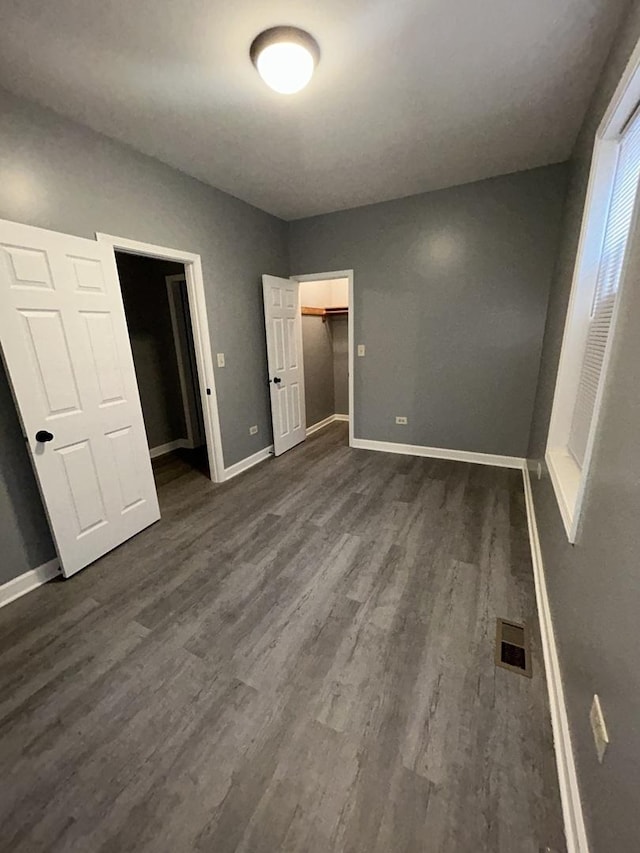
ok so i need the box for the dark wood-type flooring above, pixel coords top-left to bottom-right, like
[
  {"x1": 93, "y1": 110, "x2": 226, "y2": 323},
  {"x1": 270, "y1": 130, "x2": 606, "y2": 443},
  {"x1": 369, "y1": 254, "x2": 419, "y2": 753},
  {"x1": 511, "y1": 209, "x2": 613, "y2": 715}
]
[{"x1": 0, "y1": 423, "x2": 565, "y2": 852}]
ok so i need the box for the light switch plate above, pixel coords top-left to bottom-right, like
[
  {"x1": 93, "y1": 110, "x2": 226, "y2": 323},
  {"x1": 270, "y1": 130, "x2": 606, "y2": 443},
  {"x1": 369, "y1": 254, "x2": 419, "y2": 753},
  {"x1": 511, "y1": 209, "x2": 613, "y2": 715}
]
[
  {"x1": 249, "y1": 425, "x2": 258, "y2": 435},
  {"x1": 590, "y1": 694, "x2": 609, "y2": 763},
  {"x1": 357, "y1": 344, "x2": 366, "y2": 357},
  {"x1": 395, "y1": 416, "x2": 408, "y2": 425},
  {"x1": 216, "y1": 353, "x2": 225, "y2": 368}
]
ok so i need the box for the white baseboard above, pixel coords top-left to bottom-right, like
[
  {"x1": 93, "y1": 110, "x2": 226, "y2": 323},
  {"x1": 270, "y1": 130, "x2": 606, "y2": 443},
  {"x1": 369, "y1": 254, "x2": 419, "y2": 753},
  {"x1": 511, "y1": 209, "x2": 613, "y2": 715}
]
[
  {"x1": 522, "y1": 468, "x2": 589, "y2": 853},
  {"x1": 305, "y1": 415, "x2": 335, "y2": 436},
  {"x1": 149, "y1": 439, "x2": 190, "y2": 459},
  {"x1": 223, "y1": 445, "x2": 274, "y2": 481},
  {"x1": 351, "y1": 437, "x2": 526, "y2": 470},
  {"x1": 306, "y1": 414, "x2": 336, "y2": 436},
  {"x1": 0, "y1": 558, "x2": 60, "y2": 609},
  {"x1": 306, "y1": 413, "x2": 350, "y2": 436}
]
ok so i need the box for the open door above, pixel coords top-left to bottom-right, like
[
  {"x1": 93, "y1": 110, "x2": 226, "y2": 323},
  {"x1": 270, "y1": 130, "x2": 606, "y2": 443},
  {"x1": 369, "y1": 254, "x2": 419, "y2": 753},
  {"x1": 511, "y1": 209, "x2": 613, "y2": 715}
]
[
  {"x1": 0, "y1": 219, "x2": 160, "y2": 578},
  {"x1": 262, "y1": 275, "x2": 306, "y2": 456}
]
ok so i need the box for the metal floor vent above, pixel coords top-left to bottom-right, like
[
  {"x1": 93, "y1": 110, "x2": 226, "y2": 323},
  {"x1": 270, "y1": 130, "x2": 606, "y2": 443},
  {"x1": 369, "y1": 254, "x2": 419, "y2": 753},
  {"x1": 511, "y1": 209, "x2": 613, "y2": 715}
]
[{"x1": 495, "y1": 618, "x2": 531, "y2": 678}]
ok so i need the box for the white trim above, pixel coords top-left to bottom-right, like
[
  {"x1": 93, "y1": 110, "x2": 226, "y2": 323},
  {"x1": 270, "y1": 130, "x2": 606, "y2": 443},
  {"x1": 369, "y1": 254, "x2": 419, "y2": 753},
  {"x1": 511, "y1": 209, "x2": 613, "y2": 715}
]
[
  {"x1": 222, "y1": 445, "x2": 273, "y2": 481},
  {"x1": 96, "y1": 233, "x2": 225, "y2": 483},
  {"x1": 599, "y1": 36, "x2": 640, "y2": 137},
  {"x1": 351, "y1": 438, "x2": 526, "y2": 470},
  {"x1": 0, "y1": 559, "x2": 60, "y2": 609},
  {"x1": 306, "y1": 414, "x2": 338, "y2": 436},
  {"x1": 522, "y1": 468, "x2": 590, "y2": 853},
  {"x1": 306, "y1": 413, "x2": 350, "y2": 436},
  {"x1": 545, "y1": 447, "x2": 581, "y2": 539},
  {"x1": 545, "y1": 38, "x2": 640, "y2": 542},
  {"x1": 290, "y1": 270, "x2": 354, "y2": 447},
  {"x1": 333, "y1": 413, "x2": 349, "y2": 422},
  {"x1": 149, "y1": 439, "x2": 190, "y2": 459}
]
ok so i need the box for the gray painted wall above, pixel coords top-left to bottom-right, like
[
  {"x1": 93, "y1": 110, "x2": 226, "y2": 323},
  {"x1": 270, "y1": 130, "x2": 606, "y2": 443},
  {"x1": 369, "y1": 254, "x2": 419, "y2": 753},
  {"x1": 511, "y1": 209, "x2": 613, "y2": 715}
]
[
  {"x1": 116, "y1": 253, "x2": 186, "y2": 449},
  {"x1": 289, "y1": 164, "x2": 568, "y2": 457},
  {"x1": 302, "y1": 316, "x2": 335, "y2": 428},
  {"x1": 0, "y1": 89, "x2": 569, "y2": 594},
  {"x1": 0, "y1": 369, "x2": 54, "y2": 584},
  {"x1": 0, "y1": 88, "x2": 287, "y2": 584},
  {"x1": 331, "y1": 316, "x2": 349, "y2": 416},
  {"x1": 527, "y1": 4, "x2": 640, "y2": 850}
]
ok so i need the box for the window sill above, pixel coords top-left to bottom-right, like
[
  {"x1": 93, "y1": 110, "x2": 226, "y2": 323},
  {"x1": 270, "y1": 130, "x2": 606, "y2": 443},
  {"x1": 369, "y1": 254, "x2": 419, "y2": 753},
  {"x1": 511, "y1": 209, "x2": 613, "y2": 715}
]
[{"x1": 545, "y1": 447, "x2": 582, "y2": 544}]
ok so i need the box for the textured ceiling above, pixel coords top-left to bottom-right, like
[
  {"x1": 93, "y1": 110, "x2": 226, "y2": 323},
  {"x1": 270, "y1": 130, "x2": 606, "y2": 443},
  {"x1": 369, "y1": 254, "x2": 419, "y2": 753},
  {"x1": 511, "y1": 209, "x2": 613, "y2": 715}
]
[{"x1": 0, "y1": 0, "x2": 628, "y2": 219}]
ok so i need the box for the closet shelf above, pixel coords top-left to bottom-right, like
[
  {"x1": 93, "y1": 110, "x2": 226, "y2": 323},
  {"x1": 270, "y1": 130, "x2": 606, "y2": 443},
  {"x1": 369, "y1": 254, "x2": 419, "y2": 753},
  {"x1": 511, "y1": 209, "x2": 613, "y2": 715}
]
[{"x1": 301, "y1": 306, "x2": 348, "y2": 321}]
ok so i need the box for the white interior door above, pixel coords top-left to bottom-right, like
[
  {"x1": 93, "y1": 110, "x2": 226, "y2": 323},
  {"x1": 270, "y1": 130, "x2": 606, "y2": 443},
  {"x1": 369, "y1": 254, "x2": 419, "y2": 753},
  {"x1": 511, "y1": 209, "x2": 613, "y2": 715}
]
[
  {"x1": 0, "y1": 219, "x2": 160, "y2": 578},
  {"x1": 263, "y1": 275, "x2": 306, "y2": 456}
]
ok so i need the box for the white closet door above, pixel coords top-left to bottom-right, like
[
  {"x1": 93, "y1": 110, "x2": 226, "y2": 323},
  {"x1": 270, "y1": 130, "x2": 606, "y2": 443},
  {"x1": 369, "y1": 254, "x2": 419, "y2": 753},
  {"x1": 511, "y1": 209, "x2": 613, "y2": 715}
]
[
  {"x1": 0, "y1": 219, "x2": 160, "y2": 578},
  {"x1": 262, "y1": 275, "x2": 306, "y2": 456}
]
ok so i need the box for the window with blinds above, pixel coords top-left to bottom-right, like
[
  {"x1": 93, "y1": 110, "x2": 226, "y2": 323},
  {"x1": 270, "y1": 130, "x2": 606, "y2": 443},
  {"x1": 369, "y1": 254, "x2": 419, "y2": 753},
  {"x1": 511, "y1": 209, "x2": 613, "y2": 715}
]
[{"x1": 567, "y1": 109, "x2": 640, "y2": 466}]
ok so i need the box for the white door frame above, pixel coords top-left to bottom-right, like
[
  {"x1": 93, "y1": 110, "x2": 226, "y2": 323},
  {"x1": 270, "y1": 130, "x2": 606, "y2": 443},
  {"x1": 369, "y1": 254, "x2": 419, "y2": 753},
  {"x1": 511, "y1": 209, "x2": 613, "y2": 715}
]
[
  {"x1": 96, "y1": 233, "x2": 224, "y2": 483},
  {"x1": 289, "y1": 270, "x2": 354, "y2": 447}
]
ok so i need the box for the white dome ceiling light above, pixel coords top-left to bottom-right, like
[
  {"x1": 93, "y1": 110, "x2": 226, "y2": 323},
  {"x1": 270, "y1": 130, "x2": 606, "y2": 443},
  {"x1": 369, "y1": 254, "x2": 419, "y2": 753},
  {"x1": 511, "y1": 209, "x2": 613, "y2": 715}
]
[{"x1": 250, "y1": 27, "x2": 320, "y2": 95}]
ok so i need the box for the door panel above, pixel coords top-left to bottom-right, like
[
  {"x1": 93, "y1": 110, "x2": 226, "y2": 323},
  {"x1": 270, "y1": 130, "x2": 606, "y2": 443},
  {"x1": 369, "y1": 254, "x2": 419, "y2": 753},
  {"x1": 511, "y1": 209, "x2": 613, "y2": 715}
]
[
  {"x1": 289, "y1": 381, "x2": 302, "y2": 431},
  {"x1": 82, "y1": 311, "x2": 127, "y2": 404},
  {"x1": 263, "y1": 275, "x2": 306, "y2": 456},
  {"x1": 56, "y1": 440, "x2": 107, "y2": 536},
  {"x1": 21, "y1": 309, "x2": 82, "y2": 414},
  {"x1": 274, "y1": 318, "x2": 286, "y2": 371},
  {"x1": 70, "y1": 256, "x2": 106, "y2": 292},
  {"x1": 287, "y1": 318, "x2": 298, "y2": 367},
  {"x1": 5, "y1": 246, "x2": 53, "y2": 289},
  {"x1": 106, "y1": 425, "x2": 146, "y2": 512},
  {"x1": 0, "y1": 219, "x2": 160, "y2": 578}
]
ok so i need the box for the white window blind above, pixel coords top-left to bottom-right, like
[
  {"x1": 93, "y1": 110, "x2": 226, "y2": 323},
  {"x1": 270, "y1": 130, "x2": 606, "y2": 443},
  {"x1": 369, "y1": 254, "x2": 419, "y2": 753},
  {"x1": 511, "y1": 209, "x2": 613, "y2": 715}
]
[{"x1": 568, "y1": 110, "x2": 640, "y2": 466}]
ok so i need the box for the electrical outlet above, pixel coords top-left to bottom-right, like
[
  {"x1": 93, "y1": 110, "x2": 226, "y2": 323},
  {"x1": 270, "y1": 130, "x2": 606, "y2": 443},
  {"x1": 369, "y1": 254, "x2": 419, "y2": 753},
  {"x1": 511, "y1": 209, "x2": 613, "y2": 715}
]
[
  {"x1": 216, "y1": 353, "x2": 225, "y2": 368},
  {"x1": 537, "y1": 462, "x2": 542, "y2": 480},
  {"x1": 395, "y1": 416, "x2": 408, "y2": 425},
  {"x1": 249, "y1": 425, "x2": 258, "y2": 435},
  {"x1": 590, "y1": 694, "x2": 609, "y2": 763},
  {"x1": 357, "y1": 344, "x2": 366, "y2": 357}
]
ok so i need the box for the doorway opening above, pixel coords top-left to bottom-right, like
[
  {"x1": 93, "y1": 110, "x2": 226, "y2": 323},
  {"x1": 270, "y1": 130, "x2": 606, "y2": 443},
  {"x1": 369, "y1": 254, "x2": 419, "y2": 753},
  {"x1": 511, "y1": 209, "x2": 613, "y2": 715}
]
[
  {"x1": 115, "y1": 252, "x2": 209, "y2": 484},
  {"x1": 262, "y1": 271, "x2": 354, "y2": 458},
  {"x1": 97, "y1": 233, "x2": 225, "y2": 484},
  {"x1": 299, "y1": 277, "x2": 349, "y2": 437},
  {"x1": 291, "y1": 270, "x2": 354, "y2": 447}
]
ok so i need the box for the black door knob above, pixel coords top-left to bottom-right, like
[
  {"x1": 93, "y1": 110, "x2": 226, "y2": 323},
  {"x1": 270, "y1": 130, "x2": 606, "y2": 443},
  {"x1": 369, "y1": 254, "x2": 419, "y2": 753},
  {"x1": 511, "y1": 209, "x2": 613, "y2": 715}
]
[
  {"x1": 272, "y1": 377, "x2": 282, "y2": 384},
  {"x1": 35, "y1": 430, "x2": 54, "y2": 443}
]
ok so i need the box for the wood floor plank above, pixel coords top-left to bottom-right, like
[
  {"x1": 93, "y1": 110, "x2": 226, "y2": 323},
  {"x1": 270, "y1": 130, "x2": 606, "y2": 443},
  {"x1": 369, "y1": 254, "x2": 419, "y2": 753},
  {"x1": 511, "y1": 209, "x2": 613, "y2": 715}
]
[{"x1": 0, "y1": 423, "x2": 565, "y2": 852}]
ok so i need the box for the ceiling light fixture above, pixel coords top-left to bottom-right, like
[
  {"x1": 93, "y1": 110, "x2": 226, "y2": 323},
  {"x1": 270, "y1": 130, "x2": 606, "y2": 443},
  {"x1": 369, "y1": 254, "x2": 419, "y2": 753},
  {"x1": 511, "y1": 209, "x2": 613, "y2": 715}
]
[{"x1": 250, "y1": 26, "x2": 320, "y2": 95}]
